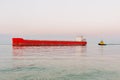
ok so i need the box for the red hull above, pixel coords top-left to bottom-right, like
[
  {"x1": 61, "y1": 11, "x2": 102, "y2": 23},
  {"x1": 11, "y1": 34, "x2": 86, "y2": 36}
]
[{"x1": 12, "y1": 38, "x2": 87, "y2": 46}]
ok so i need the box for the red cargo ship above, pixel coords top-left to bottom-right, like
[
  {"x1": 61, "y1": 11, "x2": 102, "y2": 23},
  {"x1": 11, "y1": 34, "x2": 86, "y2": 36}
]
[{"x1": 12, "y1": 37, "x2": 87, "y2": 46}]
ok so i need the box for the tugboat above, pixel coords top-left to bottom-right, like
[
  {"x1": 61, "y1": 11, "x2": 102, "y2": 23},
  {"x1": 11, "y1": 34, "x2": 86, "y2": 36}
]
[{"x1": 98, "y1": 40, "x2": 106, "y2": 45}]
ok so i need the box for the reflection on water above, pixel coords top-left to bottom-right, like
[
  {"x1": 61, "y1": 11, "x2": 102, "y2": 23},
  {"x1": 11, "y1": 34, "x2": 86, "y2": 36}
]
[
  {"x1": 0, "y1": 45, "x2": 120, "y2": 80},
  {"x1": 13, "y1": 46, "x2": 87, "y2": 59}
]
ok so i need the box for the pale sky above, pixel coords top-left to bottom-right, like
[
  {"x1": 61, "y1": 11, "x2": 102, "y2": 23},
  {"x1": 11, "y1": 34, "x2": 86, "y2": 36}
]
[{"x1": 0, "y1": 0, "x2": 120, "y2": 44}]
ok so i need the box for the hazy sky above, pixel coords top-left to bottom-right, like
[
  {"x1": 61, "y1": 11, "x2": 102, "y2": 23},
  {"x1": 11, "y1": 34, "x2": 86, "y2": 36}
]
[{"x1": 0, "y1": 0, "x2": 120, "y2": 44}]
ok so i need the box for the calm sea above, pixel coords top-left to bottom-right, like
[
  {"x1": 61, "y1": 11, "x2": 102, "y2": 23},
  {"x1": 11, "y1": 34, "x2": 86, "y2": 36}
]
[{"x1": 0, "y1": 44, "x2": 120, "y2": 80}]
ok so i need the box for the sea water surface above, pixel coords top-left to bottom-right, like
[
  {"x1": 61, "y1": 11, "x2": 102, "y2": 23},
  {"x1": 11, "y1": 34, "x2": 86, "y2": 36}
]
[{"x1": 0, "y1": 44, "x2": 120, "y2": 80}]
